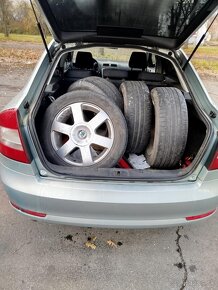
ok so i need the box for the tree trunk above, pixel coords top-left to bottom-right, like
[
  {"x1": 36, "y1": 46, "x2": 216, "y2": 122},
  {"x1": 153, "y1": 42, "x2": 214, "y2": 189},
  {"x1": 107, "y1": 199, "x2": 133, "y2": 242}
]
[
  {"x1": 0, "y1": 0, "x2": 11, "y2": 37},
  {"x1": 4, "y1": 22, "x2": 9, "y2": 37}
]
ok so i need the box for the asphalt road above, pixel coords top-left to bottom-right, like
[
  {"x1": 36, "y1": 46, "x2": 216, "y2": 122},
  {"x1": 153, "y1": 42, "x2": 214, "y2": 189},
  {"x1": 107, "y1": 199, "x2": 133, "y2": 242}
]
[{"x1": 0, "y1": 65, "x2": 218, "y2": 290}]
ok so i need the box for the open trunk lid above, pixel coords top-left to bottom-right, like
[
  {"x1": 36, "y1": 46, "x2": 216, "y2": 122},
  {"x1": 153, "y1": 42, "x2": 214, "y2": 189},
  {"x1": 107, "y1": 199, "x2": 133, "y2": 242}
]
[{"x1": 35, "y1": 0, "x2": 217, "y2": 49}]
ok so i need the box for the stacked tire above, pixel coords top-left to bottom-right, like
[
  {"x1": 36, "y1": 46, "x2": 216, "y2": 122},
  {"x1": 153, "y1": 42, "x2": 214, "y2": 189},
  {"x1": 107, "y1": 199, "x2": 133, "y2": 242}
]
[
  {"x1": 42, "y1": 76, "x2": 188, "y2": 169},
  {"x1": 145, "y1": 87, "x2": 188, "y2": 168},
  {"x1": 120, "y1": 82, "x2": 188, "y2": 168}
]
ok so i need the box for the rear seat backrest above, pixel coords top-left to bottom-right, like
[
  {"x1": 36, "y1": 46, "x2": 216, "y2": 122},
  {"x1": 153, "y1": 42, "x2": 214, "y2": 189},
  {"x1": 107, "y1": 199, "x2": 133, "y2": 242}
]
[
  {"x1": 103, "y1": 69, "x2": 129, "y2": 80},
  {"x1": 102, "y1": 51, "x2": 165, "y2": 85},
  {"x1": 102, "y1": 68, "x2": 129, "y2": 87},
  {"x1": 103, "y1": 51, "x2": 148, "y2": 85}
]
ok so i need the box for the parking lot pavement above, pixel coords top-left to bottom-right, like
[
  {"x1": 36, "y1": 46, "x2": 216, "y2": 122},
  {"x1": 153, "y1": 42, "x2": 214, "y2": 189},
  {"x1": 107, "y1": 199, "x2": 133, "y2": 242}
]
[
  {"x1": 0, "y1": 183, "x2": 218, "y2": 290},
  {"x1": 0, "y1": 66, "x2": 217, "y2": 290},
  {"x1": 202, "y1": 78, "x2": 218, "y2": 105}
]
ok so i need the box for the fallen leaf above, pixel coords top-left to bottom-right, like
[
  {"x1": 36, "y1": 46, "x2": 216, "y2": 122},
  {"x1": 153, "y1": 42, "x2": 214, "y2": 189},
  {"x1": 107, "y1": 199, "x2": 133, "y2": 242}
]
[
  {"x1": 85, "y1": 241, "x2": 96, "y2": 250},
  {"x1": 107, "y1": 240, "x2": 117, "y2": 248},
  {"x1": 87, "y1": 236, "x2": 97, "y2": 242}
]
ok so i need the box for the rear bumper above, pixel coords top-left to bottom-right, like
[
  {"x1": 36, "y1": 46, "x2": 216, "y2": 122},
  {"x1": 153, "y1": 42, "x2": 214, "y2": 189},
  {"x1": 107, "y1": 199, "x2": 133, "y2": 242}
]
[{"x1": 1, "y1": 155, "x2": 218, "y2": 228}]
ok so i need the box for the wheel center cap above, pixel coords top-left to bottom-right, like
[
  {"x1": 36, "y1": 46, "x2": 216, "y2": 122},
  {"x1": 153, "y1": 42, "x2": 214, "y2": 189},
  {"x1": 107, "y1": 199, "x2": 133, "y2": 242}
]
[
  {"x1": 78, "y1": 130, "x2": 87, "y2": 139},
  {"x1": 71, "y1": 124, "x2": 91, "y2": 146}
]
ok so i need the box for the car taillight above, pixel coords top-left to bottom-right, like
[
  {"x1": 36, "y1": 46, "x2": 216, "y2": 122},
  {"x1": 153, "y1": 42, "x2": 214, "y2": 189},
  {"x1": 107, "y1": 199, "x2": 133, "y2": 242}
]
[
  {"x1": 208, "y1": 150, "x2": 218, "y2": 170},
  {"x1": 0, "y1": 108, "x2": 30, "y2": 163}
]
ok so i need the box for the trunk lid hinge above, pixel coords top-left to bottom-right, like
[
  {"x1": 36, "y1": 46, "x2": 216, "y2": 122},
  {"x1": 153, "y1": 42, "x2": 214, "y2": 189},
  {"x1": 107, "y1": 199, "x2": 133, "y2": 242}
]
[
  {"x1": 183, "y1": 13, "x2": 217, "y2": 70},
  {"x1": 30, "y1": 0, "x2": 52, "y2": 62}
]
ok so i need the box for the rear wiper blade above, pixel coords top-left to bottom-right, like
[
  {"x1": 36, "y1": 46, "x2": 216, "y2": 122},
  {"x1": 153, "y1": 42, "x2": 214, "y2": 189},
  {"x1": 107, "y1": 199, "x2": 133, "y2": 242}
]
[
  {"x1": 183, "y1": 12, "x2": 217, "y2": 70},
  {"x1": 30, "y1": 0, "x2": 52, "y2": 62}
]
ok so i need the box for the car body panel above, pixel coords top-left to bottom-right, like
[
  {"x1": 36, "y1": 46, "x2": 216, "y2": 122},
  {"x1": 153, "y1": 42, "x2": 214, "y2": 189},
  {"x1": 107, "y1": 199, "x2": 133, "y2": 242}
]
[
  {"x1": 1, "y1": 154, "x2": 218, "y2": 227},
  {"x1": 35, "y1": 0, "x2": 218, "y2": 49}
]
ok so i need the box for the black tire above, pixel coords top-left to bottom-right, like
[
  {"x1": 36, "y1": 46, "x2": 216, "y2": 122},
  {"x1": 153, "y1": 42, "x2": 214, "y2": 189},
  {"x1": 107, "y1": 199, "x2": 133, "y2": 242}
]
[
  {"x1": 120, "y1": 81, "x2": 152, "y2": 153},
  {"x1": 68, "y1": 76, "x2": 123, "y2": 109},
  {"x1": 145, "y1": 87, "x2": 188, "y2": 168},
  {"x1": 41, "y1": 90, "x2": 127, "y2": 168}
]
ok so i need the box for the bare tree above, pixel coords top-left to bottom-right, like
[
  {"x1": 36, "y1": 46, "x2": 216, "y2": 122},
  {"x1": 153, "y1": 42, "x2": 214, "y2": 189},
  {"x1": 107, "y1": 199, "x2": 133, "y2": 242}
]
[
  {"x1": 170, "y1": 0, "x2": 199, "y2": 37},
  {"x1": 5, "y1": 0, "x2": 49, "y2": 36},
  {"x1": 0, "y1": 0, "x2": 13, "y2": 37},
  {"x1": 12, "y1": 0, "x2": 37, "y2": 35},
  {"x1": 158, "y1": 0, "x2": 202, "y2": 37}
]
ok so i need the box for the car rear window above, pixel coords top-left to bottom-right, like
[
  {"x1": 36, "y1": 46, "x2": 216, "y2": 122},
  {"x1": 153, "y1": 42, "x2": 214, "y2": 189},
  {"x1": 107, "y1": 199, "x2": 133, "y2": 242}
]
[
  {"x1": 72, "y1": 47, "x2": 143, "y2": 62},
  {"x1": 46, "y1": 0, "x2": 212, "y2": 38}
]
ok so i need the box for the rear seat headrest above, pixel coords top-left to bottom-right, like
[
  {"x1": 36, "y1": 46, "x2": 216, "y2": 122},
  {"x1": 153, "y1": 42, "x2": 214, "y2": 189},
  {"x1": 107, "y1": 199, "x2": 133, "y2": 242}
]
[
  {"x1": 75, "y1": 51, "x2": 95, "y2": 69},
  {"x1": 129, "y1": 52, "x2": 147, "y2": 70}
]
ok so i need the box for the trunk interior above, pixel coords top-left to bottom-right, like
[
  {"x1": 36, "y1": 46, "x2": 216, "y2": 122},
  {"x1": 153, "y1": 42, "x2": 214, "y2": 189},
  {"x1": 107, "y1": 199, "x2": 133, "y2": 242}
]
[{"x1": 31, "y1": 46, "x2": 208, "y2": 180}]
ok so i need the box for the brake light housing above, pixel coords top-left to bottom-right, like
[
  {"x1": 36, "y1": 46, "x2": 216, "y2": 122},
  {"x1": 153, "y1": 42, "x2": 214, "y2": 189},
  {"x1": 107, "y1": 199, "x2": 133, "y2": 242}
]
[{"x1": 0, "y1": 108, "x2": 30, "y2": 163}]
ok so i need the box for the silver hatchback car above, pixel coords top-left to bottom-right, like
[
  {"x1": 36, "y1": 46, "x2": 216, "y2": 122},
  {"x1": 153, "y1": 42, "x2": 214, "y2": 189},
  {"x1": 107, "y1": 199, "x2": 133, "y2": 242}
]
[{"x1": 0, "y1": 0, "x2": 218, "y2": 228}]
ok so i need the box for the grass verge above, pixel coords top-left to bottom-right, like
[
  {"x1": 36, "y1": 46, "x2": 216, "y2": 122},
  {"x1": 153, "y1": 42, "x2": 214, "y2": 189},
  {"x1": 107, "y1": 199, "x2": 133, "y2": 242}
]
[
  {"x1": 0, "y1": 33, "x2": 52, "y2": 43},
  {"x1": 192, "y1": 59, "x2": 218, "y2": 75},
  {"x1": 183, "y1": 45, "x2": 218, "y2": 57}
]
